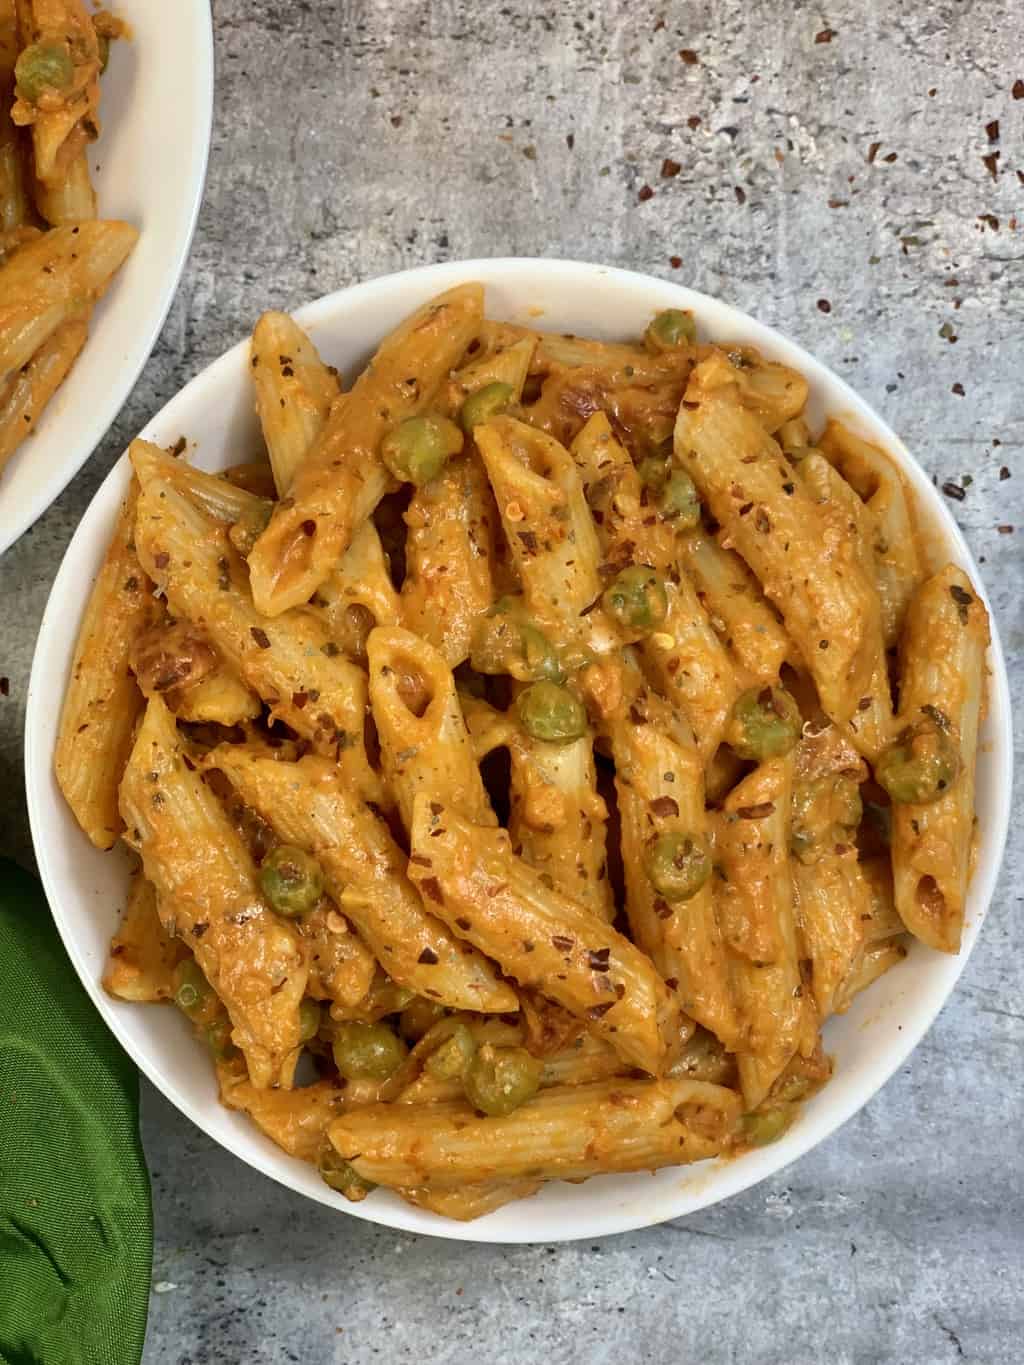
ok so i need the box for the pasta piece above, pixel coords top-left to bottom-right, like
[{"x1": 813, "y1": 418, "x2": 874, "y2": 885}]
[
  {"x1": 721, "y1": 345, "x2": 809, "y2": 433},
  {"x1": 119, "y1": 696, "x2": 308, "y2": 1089},
  {"x1": 329, "y1": 1077, "x2": 741, "y2": 1192},
  {"x1": 570, "y1": 411, "x2": 738, "y2": 756},
  {"x1": 833, "y1": 937, "x2": 909, "y2": 1015},
  {"x1": 678, "y1": 527, "x2": 791, "y2": 684},
  {"x1": 367, "y1": 626, "x2": 495, "y2": 832},
  {"x1": 128, "y1": 613, "x2": 261, "y2": 725},
  {"x1": 248, "y1": 283, "x2": 484, "y2": 615},
  {"x1": 0, "y1": 83, "x2": 32, "y2": 231},
  {"x1": 11, "y1": 0, "x2": 102, "y2": 187},
  {"x1": 859, "y1": 856, "x2": 906, "y2": 943},
  {"x1": 250, "y1": 310, "x2": 341, "y2": 495},
  {"x1": 674, "y1": 377, "x2": 878, "y2": 722},
  {"x1": 218, "y1": 1066, "x2": 350, "y2": 1163},
  {"x1": 128, "y1": 437, "x2": 269, "y2": 529},
  {"x1": 797, "y1": 451, "x2": 893, "y2": 760},
  {"x1": 711, "y1": 756, "x2": 814, "y2": 1108},
  {"x1": 309, "y1": 519, "x2": 403, "y2": 661},
  {"x1": 818, "y1": 420, "x2": 924, "y2": 647},
  {"x1": 407, "y1": 796, "x2": 682, "y2": 1075},
  {"x1": 443, "y1": 333, "x2": 535, "y2": 414},
  {"x1": 889, "y1": 565, "x2": 989, "y2": 953},
  {"x1": 400, "y1": 451, "x2": 497, "y2": 666},
  {"x1": 399, "y1": 1181, "x2": 543, "y2": 1221},
  {"x1": 54, "y1": 477, "x2": 159, "y2": 848},
  {"x1": 475, "y1": 415, "x2": 602, "y2": 627},
  {"x1": 508, "y1": 726, "x2": 614, "y2": 922},
  {"x1": 102, "y1": 870, "x2": 188, "y2": 1003},
  {"x1": 296, "y1": 905, "x2": 377, "y2": 1009},
  {"x1": 0, "y1": 310, "x2": 87, "y2": 472},
  {"x1": 131, "y1": 470, "x2": 379, "y2": 799},
  {"x1": 33, "y1": 147, "x2": 95, "y2": 223},
  {"x1": 207, "y1": 745, "x2": 517, "y2": 1014},
  {"x1": 608, "y1": 674, "x2": 737, "y2": 1047},
  {"x1": 169, "y1": 667, "x2": 262, "y2": 726},
  {"x1": 0, "y1": 219, "x2": 136, "y2": 379}
]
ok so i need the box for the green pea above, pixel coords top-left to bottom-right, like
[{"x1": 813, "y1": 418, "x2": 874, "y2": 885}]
[
  {"x1": 726, "y1": 686, "x2": 802, "y2": 761},
  {"x1": 15, "y1": 42, "x2": 75, "y2": 103},
  {"x1": 425, "y1": 1023, "x2": 477, "y2": 1080},
  {"x1": 463, "y1": 1044, "x2": 542, "y2": 1116},
  {"x1": 637, "y1": 456, "x2": 670, "y2": 493},
  {"x1": 602, "y1": 565, "x2": 669, "y2": 632},
  {"x1": 259, "y1": 844, "x2": 324, "y2": 917},
  {"x1": 203, "y1": 1015, "x2": 238, "y2": 1061},
  {"x1": 318, "y1": 1142, "x2": 376, "y2": 1200},
  {"x1": 298, "y1": 998, "x2": 322, "y2": 1044},
  {"x1": 516, "y1": 680, "x2": 587, "y2": 745},
  {"x1": 332, "y1": 1020, "x2": 408, "y2": 1081},
  {"x1": 658, "y1": 470, "x2": 700, "y2": 527},
  {"x1": 875, "y1": 720, "x2": 961, "y2": 805},
  {"x1": 644, "y1": 832, "x2": 711, "y2": 903},
  {"x1": 173, "y1": 959, "x2": 212, "y2": 1018},
  {"x1": 381, "y1": 414, "x2": 464, "y2": 486},
  {"x1": 399, "y1": 997, "x2": 447, "y2": 1041},
  {"x1": 644, "y1": 309, "x2": 697, "y2": 353},
  {"x1": 741, "y1": 1104, "x2": 796, "y2": 1147},
  {"x1": 459, "y1": 381, "x2": 514, "y2": 432}
]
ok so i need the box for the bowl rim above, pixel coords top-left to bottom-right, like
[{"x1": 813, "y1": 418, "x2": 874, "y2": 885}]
[
  {"x1": 0, "y1": 0, "x2": 215, "y2": 556},
  {"x1": 25, "y1": 257, "x2": 1014, "y2": 1243}
]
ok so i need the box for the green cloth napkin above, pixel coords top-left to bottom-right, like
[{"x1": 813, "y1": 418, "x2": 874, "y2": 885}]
[{"x1": 0, "y1": 859, "x2": 151, "y2": 1365}]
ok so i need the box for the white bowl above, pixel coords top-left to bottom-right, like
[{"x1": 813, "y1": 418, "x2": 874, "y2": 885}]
[
  {"x1": 25, "y1": 260, "x2": 1013, "y2": 1243},
  {"x1": 0, "y1": 0, "x2": 213, "y2": 554}
]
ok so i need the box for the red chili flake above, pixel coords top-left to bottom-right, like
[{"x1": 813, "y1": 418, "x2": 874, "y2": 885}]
[
  {"x1": 637, "y1": 184, "x2": 654, "y2": 203},
  {"x1": 153, "y1": 551, "x2": 169, "y2": 569},
  {"x1": 566, "y1": 132, "x2": 575, "y2": 150},
  {"x1": 827, "y1": 198, "x2": 849, "y2": 208},
  {"x1": 736, "y1": 802, "x2": 775, "y2": 819},
  {"x1": 815, "y1": 27, "x2": 835, "y2": 42},
  {"x1": 734, "y1": 185, "x2": 746, "y2": 204},
  {"x1": 669, "y1": 255, "x2": 683, "y2": 268},
  {"x1": 409, "y1": 853, "x2": 432, "y2": 867},
  {"x1": 169, "y1": 436, "x2": 187, "y2": 457},
  {"x1": 997, "y1": 524, "x2": 1014, "y2": 534},
  {"x1": 419, "y1": 876, "x2": 444, "y2": 904},
  {"x1": 755, "y1": 508, "x2": 772, "y2": 533},
  {"x1": 858, "y1": 697, "x2": 872, "y2": 711},
  {"x1": 982, "y1": 153, "x2": 999, "y2": 180},
  {"x1": 1013, "y1": 79, "x2": 1024, "y2": 99},
  {"x1": 817, "y1": 298, "x2": 832, "y2": 313},
  {"x1": 942, "y1": 481, "x2": 966, "y2": 501},
  {"x1": 417, "y1": 947, "x2": 439, "y2": 965},
  {"x1": 0, "y1": 678, "x2": 8, "y2": 697},
  {"x1": 250, "y1": 627, "x2": 271, "y2": 649},
  {"x1": 679, "y1": 49, "x2": 699, "y2": 64},
  {"x1": 999, "y1": 466, "x2": 1010, "y2": 480},
  {"x1": 928, "y1": 87, "x2": 937, "y2": 96},
  {"x1": 664, "y1": 976, "x2": 679, "y2": 991},
  {"x1": 429, "y1": 801, "x2": 443, "y2": 816},
  {"x1": 882, "y1": 152, "x2": 898, "y2": 163},
  {"x1": 978, "y1": 213, "x2": 999, "y2": 231},
  {"x1": 661, "y1": 157, "x2": 682, "y2": 178},
  {"x1": 949, "y1": 585, "x2": 974, "y2": 622},
  {"x1": 653, "y1": 897, "x2": 673, "y2": 920},
  {"x1": 951, "y1": 383, "x2": 965, "y2": 396},
  {"x1": 867, "y1": 141, "x2": 882, "y2": 164},
  {"x1": 588, "y1": 949, "x2": 612, "y2": 972},
  {"x1": 551, "y1": 934, "x2": 575, "y2": 952},
  {"x1": 292, "y1": 691, "x2": 308, "y2": 708},
  {"x1": 687, "y1": 115, "x2": 702, "y2": 129},
  {"x1": 301, "y1": 519, "x2": 317, "y2": 537},
  {"x1": 649, "y1": 796, "x2": 679, "y2": 819},
  {"x1": 986, "y1": 119, "x2": 1000, "y2": 143}
]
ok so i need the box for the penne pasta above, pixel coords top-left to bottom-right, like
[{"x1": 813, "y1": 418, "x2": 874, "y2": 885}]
[
  {"x1": 250, "y1": 310, "x2": 341, "y2": 495},
  {"x1": 0, "y1": 219, "x2": 136, "y2": 379},
  {"x1": 206, "y1": 745, "x2": 517, "y2": 1014},
  {"x1": 407, "y1": 795, "x2": 682, "y2": 1075},
  {"x1": 54, "y1": 477, "x2": 159, "y2": 848},
  {"x1": 32, "y1": 146, "x2": 95, "y2": 223},
  {"x1": 887, "y1": 565, "x2": 989, "y2": 953},
  {"x1": 367, "y1": 626, "x2": 495, "y2": 831},
  {"x1": 248, "y1": 283, "x2": 484, "y2": 615},
  {"x1": 328, "y1": 1077, "x2": 741, "y2": 1190},
  {"x1": 0, "y1": 309, "x2": 87, "y2": 472},
  {"x1": 102, "y1": 870, "x2": 188, "y2": 1003},
  {"x1": 674, "y1": 376, "x2": 878, "y2": 723},
  {"x1": 219, "y1": 1066, "x2": 350, "y2": 1164},
  {"x1": 119, "y1": 696, "x2": 309, "y2": 1089}
]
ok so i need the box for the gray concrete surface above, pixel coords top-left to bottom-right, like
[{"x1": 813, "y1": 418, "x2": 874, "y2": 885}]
[{"x1": 1, "y1": 0, "x2": 1022, "y2": 1361}]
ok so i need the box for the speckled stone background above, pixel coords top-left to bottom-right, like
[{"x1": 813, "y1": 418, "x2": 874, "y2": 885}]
[{"x1": 1, "y1": 1, "x2": 1022, "y2": 1361}]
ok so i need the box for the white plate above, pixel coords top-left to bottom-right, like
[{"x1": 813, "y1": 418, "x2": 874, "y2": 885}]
[
  {"x1": 0, "y1": 0, "x2": 213, "y2": 555},
  {"x1": 25, "y1": 260, "x2": 1013, "y2": 1243}
]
